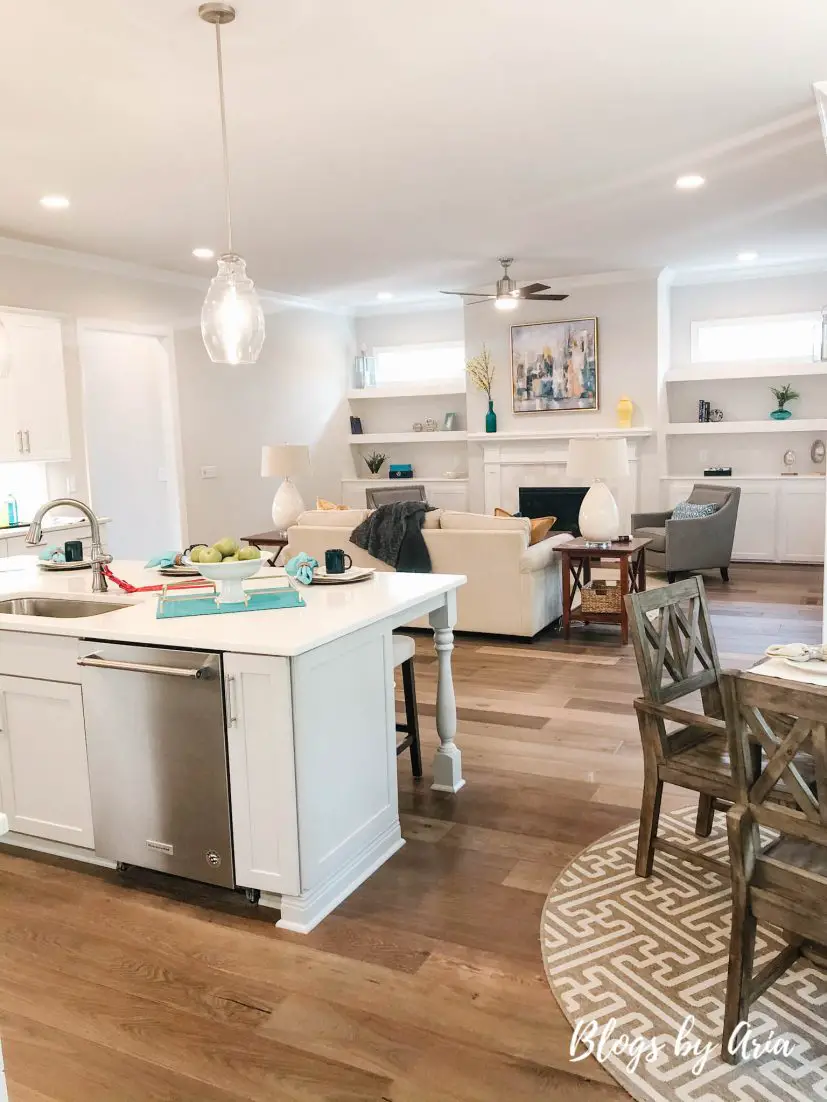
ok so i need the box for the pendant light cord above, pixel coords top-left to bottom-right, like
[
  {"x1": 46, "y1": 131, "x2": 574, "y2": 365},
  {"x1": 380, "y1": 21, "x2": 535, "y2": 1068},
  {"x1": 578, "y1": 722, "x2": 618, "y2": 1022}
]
[{"x1": 214, "y1": 22, "x2": 234, "y2": 254}]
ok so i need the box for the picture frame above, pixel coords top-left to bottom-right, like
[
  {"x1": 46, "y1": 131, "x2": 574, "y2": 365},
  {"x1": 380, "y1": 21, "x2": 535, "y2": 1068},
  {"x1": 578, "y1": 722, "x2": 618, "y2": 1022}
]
[
  {"x1": 510, "y1": 317, "x2": 599, "y2": 414},
  {"x1": 349, "y1": 415, "x2": 363, "y2": 435},
  {"x1": 443, "y1": 412, "x2": 457, "y2": 431}
]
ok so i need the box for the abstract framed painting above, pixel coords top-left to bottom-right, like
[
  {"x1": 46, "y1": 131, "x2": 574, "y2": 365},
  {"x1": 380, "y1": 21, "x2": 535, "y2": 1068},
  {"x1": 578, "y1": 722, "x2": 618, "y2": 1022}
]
[{"x1": 511, "y1": 318, "x2": 599, "y2": 413}]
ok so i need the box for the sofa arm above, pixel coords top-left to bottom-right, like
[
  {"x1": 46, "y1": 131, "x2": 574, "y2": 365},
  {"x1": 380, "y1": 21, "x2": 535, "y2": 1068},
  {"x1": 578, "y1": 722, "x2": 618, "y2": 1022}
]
[
  {"x1": 632, "y1": 510, "x2": 672, "y2": 530},
  {"x1": 519, "y1": 537, "x2": 563, "y2": 574}
]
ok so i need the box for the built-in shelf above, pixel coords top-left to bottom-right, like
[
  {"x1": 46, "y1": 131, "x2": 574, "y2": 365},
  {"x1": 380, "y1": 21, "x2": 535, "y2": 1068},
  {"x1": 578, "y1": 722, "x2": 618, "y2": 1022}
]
[
  {"x1": 665, "y1": 419, "x2": 827, "y2": 435},
  {"x1": 466, "y1": 427, "x2": 653, "y2": 442},
  {"x1": 348, "y1": 431, "x2": 467, "y2": 444},
  {"x1": 347, "y1": 382, "x2": 466, "y2": 400},
  {"x1": 662, "y1": 474, "x2": 827, "y2": 481},
  {"x1": 665, "y1": 361, "x2": 827, "y2": 383},
  {"x1": 342, "y1": 476, "x2": 468, "y2": 485}
]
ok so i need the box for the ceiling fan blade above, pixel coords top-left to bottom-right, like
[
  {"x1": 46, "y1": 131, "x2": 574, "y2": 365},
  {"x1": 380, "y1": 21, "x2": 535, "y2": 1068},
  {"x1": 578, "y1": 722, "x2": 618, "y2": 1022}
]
[
  {"x1": 524, "y1": 293, "x2": 569, "y2": 301},
  {"x1": 440, "y1": 290, "x2": 496, "y2": 299},
  {"x1": 517, "y1": 282, "x2": 550, "y2": 297}
]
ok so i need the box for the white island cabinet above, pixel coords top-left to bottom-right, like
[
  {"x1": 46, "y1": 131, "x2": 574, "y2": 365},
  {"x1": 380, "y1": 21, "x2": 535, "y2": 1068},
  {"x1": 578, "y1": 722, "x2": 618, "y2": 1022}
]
[{"x1": 0, "y1": 559, "x2": 465, "y2": 932}]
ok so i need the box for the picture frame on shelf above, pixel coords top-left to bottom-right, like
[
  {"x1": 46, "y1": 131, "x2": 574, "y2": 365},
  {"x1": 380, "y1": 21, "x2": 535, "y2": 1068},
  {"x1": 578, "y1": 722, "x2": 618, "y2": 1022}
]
[
  {"x1": 349, "y1": 415, "x2": 363, "y2": 435},
  {"x1": 443, "y1": 412, "x2": 458, "y2": 431},
  {"x1": 511, "y1": 318, "x2": 598, "y2": 414}
]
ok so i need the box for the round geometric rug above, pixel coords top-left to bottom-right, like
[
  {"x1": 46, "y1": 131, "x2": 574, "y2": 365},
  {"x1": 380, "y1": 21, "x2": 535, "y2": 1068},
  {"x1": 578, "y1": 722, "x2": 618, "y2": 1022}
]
[{"x1": 541, "y1": 805, "x2": 827, "y2": 1101}]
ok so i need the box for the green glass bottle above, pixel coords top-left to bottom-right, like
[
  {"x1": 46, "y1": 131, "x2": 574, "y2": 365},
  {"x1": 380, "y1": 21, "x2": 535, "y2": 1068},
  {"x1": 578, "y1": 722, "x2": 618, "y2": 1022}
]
[{"x1": 485, "y1": 399, "x2": 497, "y2": 433}]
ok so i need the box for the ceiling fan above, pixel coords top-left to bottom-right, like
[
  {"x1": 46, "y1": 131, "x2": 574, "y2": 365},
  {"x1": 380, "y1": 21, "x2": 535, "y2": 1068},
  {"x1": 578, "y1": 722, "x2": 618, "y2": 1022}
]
[{"x1": 441, "y1": 258, "x2": 569, "y2": 311}]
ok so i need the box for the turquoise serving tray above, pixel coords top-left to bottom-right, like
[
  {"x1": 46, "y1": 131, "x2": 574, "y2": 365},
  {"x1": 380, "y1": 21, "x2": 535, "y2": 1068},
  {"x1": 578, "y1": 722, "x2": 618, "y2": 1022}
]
[{"x1": 156, "y1": 586, "x2": 305, "y2": 620}]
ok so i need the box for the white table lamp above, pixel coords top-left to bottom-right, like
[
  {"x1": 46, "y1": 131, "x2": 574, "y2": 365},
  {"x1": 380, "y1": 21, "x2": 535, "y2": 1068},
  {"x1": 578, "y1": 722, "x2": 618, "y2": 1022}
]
[
  {"x1": 261, "y1": 444, "x2": 310, "y2": 529},
  {"x1": 566, "y1": 437, "x2": 630, "y2": 541}
]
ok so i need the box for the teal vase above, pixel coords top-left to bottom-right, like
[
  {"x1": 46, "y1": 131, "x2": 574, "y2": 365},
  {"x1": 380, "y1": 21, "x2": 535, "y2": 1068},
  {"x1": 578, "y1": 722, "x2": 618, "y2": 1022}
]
[
  {"x1": 770, "y1": 408, "x2": 792, "y2": 421},
  {"x1": 485, "y1": 399, "x2": 497, "y2": 433}
]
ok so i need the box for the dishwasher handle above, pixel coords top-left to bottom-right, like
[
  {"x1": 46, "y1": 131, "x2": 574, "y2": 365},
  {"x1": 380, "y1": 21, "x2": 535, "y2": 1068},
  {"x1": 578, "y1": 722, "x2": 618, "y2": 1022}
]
[{"x1": 78, "y1": 654, "x2": 209, "y2": 679}]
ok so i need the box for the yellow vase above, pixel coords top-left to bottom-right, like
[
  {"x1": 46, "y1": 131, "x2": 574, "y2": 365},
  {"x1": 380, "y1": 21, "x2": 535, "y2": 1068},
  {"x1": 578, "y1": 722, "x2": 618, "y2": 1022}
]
[{"x1": 617, "y1": 395, "x2": 634, "y2": 429}]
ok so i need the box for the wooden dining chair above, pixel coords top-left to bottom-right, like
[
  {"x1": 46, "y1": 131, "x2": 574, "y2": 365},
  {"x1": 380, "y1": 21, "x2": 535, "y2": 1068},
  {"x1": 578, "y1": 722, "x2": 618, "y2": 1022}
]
[
  {"x1": 720, "y1": 670, "x2": 827, "y2": 1063},
  {"x1": 626, "y1": 577, "x2": 735, "y2": 877}
]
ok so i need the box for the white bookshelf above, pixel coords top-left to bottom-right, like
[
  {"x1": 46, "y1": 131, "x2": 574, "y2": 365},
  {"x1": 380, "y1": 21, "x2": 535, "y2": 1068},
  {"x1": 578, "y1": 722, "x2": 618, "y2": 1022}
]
[
  {"x1": 347, "y1": 382, "x2": 466, "y2": 400},
  {"x1": 349, "y1": 431, "x2": 467, "y2": 445},
  {"x1": 665, "y1": 418, "x2": 827, "y2": 436}
]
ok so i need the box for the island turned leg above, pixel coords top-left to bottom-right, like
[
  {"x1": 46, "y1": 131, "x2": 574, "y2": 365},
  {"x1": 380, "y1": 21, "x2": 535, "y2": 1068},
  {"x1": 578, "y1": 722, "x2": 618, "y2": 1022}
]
[{"x1": 429, "y1": 594, "x2": 465, "y2": 794}]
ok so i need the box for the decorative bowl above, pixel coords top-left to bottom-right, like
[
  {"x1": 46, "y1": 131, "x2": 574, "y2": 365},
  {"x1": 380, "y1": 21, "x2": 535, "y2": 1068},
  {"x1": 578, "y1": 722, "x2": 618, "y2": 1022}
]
[
  {"x1": 770, "y1": 409, "x2": 792, "y2": 421},
  {"x1": 183, "y1": 556, "x2": 262, "y2": 604}
]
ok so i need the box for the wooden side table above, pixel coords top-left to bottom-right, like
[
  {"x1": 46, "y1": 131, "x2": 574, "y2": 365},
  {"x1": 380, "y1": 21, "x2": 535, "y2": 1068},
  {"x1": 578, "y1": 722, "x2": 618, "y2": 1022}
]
[
  {"x1": 241, "y1": 530, "x2": 288, "y2": 567},
  {"x1": 559, "y1": 537, "x2": 652, "y2": 644}
]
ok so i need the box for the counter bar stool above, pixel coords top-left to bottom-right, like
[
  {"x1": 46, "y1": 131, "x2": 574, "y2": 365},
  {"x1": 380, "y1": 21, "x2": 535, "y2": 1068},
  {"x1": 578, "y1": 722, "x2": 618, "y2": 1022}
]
[{"x1": 393, "y1": 635, "x2": 423, "y2": 778}]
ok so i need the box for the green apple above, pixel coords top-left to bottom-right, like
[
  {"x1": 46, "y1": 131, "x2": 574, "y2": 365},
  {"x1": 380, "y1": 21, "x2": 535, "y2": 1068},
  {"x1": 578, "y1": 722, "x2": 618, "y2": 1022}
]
[
  {"x1": 222, "y1": 553, "x2": 240, "y2": 562},
  {"x1": 200, "y1": 547, "x2": 223, "y2": 564},
  {"x1": 213, "y1": 536, "x2": 239, "y2": 557},
  {"x1": 189, "y1": 545, "x2": 208, "y2": 563},
  {"x1": 238, "y1": 546, "x2": 261, "y2": 561}
]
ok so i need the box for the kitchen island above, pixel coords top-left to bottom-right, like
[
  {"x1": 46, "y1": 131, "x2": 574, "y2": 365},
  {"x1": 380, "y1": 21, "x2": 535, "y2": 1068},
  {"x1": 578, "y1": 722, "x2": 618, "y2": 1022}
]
[{"x1": 0, "y1": 558, "x2": 465, "y2": 931}]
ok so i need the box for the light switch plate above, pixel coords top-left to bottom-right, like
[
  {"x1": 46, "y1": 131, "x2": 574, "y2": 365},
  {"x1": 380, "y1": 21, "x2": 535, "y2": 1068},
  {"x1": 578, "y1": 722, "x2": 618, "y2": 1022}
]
[{"x1": 200, "y1": 465, "x2": 218, "y2": 480}]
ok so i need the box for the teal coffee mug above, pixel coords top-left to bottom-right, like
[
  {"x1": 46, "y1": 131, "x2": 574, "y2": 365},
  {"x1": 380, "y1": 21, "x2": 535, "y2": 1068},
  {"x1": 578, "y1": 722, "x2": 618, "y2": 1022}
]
[{"x1": 325, "y1": 548, "x2": 352, "y2": 574}]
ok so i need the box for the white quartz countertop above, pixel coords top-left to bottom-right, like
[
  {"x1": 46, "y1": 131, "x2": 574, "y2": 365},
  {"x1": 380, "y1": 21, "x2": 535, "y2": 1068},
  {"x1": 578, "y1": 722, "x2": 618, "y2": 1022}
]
[
  {"x1": 0, "y1": 558, "x2": 465, "y2": 657},
  {"x1": 0, "y1": 515, "x2": 111, "y2": 541}
]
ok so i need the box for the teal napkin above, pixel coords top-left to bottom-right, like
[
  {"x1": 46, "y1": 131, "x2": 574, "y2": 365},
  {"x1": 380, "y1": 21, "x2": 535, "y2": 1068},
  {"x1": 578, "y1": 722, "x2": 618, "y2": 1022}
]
[
  {"x1": 38, "y1": 544, "x2": 65, "y2": 563},
  {"x1": 145, "y1": 552, "x2": 178, "y2": 568},
  {"x1": 285, "y1": 552, "x2": 318, "y2": 586}
]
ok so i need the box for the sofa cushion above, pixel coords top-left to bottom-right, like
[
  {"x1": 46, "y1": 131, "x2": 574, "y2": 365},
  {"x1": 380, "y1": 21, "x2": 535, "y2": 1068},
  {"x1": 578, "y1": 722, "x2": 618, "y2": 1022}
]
[
  {"x1": 422, "y1": 508, "x2": 443, "y2": 529},
  {"x1": 295, "y1": 509, "x2": 367, "y2": 527},
  {"x1": 635, "y1": 525, "x2": 666, "y2": 553},
  {"x1": 495, "y1": 507, "x2": 556, "y2": 545},
  {"x1": 440, "y1": 510, "x2": 531, "y2": 539}
]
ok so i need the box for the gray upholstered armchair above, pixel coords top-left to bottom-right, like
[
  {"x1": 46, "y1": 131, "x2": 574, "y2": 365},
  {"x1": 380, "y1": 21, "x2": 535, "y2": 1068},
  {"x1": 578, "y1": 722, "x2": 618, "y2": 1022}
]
[{"x1": 631, "y1": 483, "x2": 741, "y2": 583}]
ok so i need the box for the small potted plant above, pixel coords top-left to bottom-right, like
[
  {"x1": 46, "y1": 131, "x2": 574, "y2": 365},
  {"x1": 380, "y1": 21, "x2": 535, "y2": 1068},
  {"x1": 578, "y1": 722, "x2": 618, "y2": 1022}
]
[
  {"x1": 363, "y1": 451, "x2": 387, "y2": 478},
  {"x1": 770, "y1": 383, "x2": 800, "y2": 421},
  {"x1": 466, "y1": 344, "x2": 497, "y2": 432}
]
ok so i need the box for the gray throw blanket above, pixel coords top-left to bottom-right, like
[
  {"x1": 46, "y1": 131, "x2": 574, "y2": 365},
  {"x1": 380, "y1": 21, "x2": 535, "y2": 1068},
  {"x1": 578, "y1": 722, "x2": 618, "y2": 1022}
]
[{"x1": 350, "y1": 501, "x2": 434, "y2": 572}]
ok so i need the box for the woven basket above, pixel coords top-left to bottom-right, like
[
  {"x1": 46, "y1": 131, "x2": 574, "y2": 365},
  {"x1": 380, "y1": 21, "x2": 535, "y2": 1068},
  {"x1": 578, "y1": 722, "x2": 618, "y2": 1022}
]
[{"x1": 581, "y1": 579, "x2": 622, "y2": 613}]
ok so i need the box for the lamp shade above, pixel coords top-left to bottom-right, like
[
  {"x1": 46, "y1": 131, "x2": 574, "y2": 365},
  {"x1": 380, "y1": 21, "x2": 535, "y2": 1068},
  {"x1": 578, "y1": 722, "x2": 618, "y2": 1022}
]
[
  {"x1": 566, "y1": 437, "x2": 630, "y2": 481},
  {"x1": 261, "y1": 444, "x2": 310, "y2": 479}
]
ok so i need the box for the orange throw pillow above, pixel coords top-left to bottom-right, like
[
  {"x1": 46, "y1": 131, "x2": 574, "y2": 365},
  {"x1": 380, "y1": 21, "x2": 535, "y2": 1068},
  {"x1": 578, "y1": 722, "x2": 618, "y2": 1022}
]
[
  {"x1": 316, "y1": 498, "x2": 349, "y2": 511},
  {"x1": 494, "y1": 507, "x2": 557, "y2": 545}
]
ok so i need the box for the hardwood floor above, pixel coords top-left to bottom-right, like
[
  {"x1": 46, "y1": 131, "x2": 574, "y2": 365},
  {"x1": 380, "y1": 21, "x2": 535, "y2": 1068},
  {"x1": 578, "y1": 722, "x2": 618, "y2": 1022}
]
[{"x1": 0, "y1": 564, "x2": 821, "y2": 1101}]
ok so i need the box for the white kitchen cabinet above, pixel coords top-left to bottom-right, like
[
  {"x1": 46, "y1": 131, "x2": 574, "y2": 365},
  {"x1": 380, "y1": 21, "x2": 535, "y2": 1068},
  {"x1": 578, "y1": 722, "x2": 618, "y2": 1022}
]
[
  {"x1": 0, "y1": 312, "x2": 71, "y2": 462},
  {"x1": 224, "y1": 653, "x2": 300, "y2": 896},
  {"x1": 777, "y1": 479, "x2": 827, "y2": 563},
  {"x1": 0, "y1": 676, "x2": 94, "y2": 848}
]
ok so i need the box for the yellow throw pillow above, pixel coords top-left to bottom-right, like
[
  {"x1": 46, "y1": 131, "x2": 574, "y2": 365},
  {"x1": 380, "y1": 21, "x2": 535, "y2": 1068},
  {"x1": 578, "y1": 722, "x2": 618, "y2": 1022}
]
[
  {"x1": 494, "y1": 507, "x2": 556, "y2": 545},
  {"x1": 316, "y1": 498, "x2": 349, "y2": 511}
]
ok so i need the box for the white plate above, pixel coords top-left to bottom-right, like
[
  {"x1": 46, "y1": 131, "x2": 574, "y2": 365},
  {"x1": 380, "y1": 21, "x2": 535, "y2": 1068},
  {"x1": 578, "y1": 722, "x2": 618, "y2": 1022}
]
[
  {"x1": 783, "y1": 656, "x2": 827, "y2": 678},
  {"x1": 38, "y1": 560, "x2": 91, "y2": 571},
  {"x1": 311, "y1": 567, "x2": 375, "y2": 585}
]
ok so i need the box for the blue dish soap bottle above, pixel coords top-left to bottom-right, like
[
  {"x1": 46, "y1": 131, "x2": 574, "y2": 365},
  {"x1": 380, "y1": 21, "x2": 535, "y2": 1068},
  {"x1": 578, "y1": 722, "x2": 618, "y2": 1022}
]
[{"x1": 5, "y1": 494, "x2": 18, "y2": 527}]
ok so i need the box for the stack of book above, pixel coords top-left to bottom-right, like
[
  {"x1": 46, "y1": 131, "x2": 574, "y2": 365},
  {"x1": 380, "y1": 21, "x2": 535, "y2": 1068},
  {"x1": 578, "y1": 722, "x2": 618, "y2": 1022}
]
[{"x1": 697, "y1": 400, "x2": 711, "y2": 422}]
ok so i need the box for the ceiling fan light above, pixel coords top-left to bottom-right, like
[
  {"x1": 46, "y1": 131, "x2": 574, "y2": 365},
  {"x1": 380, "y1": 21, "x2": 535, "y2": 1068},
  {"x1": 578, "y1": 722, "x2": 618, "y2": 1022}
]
[
  {"x1": 494, "y1": 295, "x2": 519, "y2": 312},
  {"x1": 201, "y1": 253, "x2": 265, "y2": 365}
]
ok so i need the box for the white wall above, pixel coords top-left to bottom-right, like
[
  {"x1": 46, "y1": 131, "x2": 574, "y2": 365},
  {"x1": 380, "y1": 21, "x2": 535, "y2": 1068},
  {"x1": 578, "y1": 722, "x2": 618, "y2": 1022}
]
[
  {"x1": 463, "y1": 276, "x2": 661, "y2": 512},
  {"x1": 0, "y1": 243, "x2": 353, "y2": 548},
  {"x1": 175, "y1": 310, "x2": 354, "y2": 545},
  {"x1": 354, "y1": 306, "x2": 464, "y2": 350}
]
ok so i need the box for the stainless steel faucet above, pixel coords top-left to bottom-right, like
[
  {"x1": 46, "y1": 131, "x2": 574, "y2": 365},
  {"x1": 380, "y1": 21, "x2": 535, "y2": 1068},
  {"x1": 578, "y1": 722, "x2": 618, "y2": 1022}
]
[{"x1": 26, "y1": 499, "x2": 113, "y2": 593}]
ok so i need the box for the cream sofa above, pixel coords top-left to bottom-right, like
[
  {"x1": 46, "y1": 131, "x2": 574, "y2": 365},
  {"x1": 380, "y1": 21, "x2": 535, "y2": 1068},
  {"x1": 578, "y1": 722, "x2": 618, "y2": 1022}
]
[{"x1": 284, "y1": 509, "x2": 570, "y2": 637}]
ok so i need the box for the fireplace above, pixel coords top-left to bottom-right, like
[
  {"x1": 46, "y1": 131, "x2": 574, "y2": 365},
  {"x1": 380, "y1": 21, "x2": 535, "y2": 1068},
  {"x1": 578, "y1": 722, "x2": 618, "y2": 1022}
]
[{"x1": 519, "y1": 486, "x2": 588, "y2": 536}]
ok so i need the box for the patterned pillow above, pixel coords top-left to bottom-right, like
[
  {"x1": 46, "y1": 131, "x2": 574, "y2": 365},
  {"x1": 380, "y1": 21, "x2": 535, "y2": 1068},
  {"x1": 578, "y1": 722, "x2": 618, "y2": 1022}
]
[{"x1": 671, "y1": 500, "x2": 719, "y2": 521}]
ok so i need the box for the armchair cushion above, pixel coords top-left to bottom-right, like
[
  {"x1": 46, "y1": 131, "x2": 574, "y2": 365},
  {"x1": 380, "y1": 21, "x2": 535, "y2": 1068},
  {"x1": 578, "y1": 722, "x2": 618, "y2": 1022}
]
[{"x1": 634, "y1": 526, "x2": 666, "y2": 553}]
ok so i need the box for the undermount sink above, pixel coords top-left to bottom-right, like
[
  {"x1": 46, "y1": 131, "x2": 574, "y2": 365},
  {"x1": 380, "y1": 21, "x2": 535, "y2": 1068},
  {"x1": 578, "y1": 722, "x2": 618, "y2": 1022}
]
[{"x1": 0, "y1": 597, "x2": 132, "y2": 618}]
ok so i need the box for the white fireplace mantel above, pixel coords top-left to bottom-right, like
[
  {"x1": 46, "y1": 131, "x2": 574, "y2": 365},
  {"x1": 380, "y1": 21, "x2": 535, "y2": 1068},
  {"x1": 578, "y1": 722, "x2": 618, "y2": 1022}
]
[{"x1": 469, "y1": 428, "x2": 654, "y2": 522}]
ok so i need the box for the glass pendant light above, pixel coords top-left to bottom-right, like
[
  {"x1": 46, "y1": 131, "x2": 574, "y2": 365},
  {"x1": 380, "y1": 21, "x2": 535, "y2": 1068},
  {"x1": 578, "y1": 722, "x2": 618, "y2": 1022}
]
[{"x1": 198, "y1": 3, "x2": 265, "y2": 364}]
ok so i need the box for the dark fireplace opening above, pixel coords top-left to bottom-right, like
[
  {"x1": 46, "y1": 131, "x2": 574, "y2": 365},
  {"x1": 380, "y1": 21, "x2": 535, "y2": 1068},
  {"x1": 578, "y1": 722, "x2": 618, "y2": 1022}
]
[{"x1": 519, "y1": 486, "x2": 588, "y2": 536}]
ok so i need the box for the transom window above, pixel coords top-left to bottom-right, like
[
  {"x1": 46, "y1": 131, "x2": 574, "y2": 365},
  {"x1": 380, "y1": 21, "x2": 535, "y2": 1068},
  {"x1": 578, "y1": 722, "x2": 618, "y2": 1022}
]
[
  {"x1": 373, "y1": 342, "x2": 465, "y2": 385},
  {"x1": 691, "y1": 313, "x2": 821, "y2": 363}
]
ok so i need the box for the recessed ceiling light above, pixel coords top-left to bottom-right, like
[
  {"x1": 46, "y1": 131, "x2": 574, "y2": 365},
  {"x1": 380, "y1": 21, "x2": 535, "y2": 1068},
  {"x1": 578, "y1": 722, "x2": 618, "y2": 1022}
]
[
  {"x1": 192, "y1": 247, "x2": 215, "y2": 259},
  {"x1": 376, "y1": 292, "x2": 394, "y2": 301},
  {"x1": 674, "y1": 175, "x2": 706, "y2": 190},
  {"x1": 39, "y1": 194, "x2": 70, "y2": 209},
  {"x1": 737, "y1": 251, "x2": 759, "y2": 263}
]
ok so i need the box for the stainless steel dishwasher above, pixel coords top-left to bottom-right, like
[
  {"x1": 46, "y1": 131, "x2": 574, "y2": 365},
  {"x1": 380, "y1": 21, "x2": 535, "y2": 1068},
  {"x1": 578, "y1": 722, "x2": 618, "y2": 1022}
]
[{"x1": 78, "y1": 642, "x2": 235, "y2": 888}]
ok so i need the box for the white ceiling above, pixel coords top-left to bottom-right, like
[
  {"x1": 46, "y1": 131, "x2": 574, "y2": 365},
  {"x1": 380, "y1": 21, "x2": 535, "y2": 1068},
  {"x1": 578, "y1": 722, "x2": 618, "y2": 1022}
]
[{"x1": 3, "y1": 0, "x2": 827, "y2": 309}]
